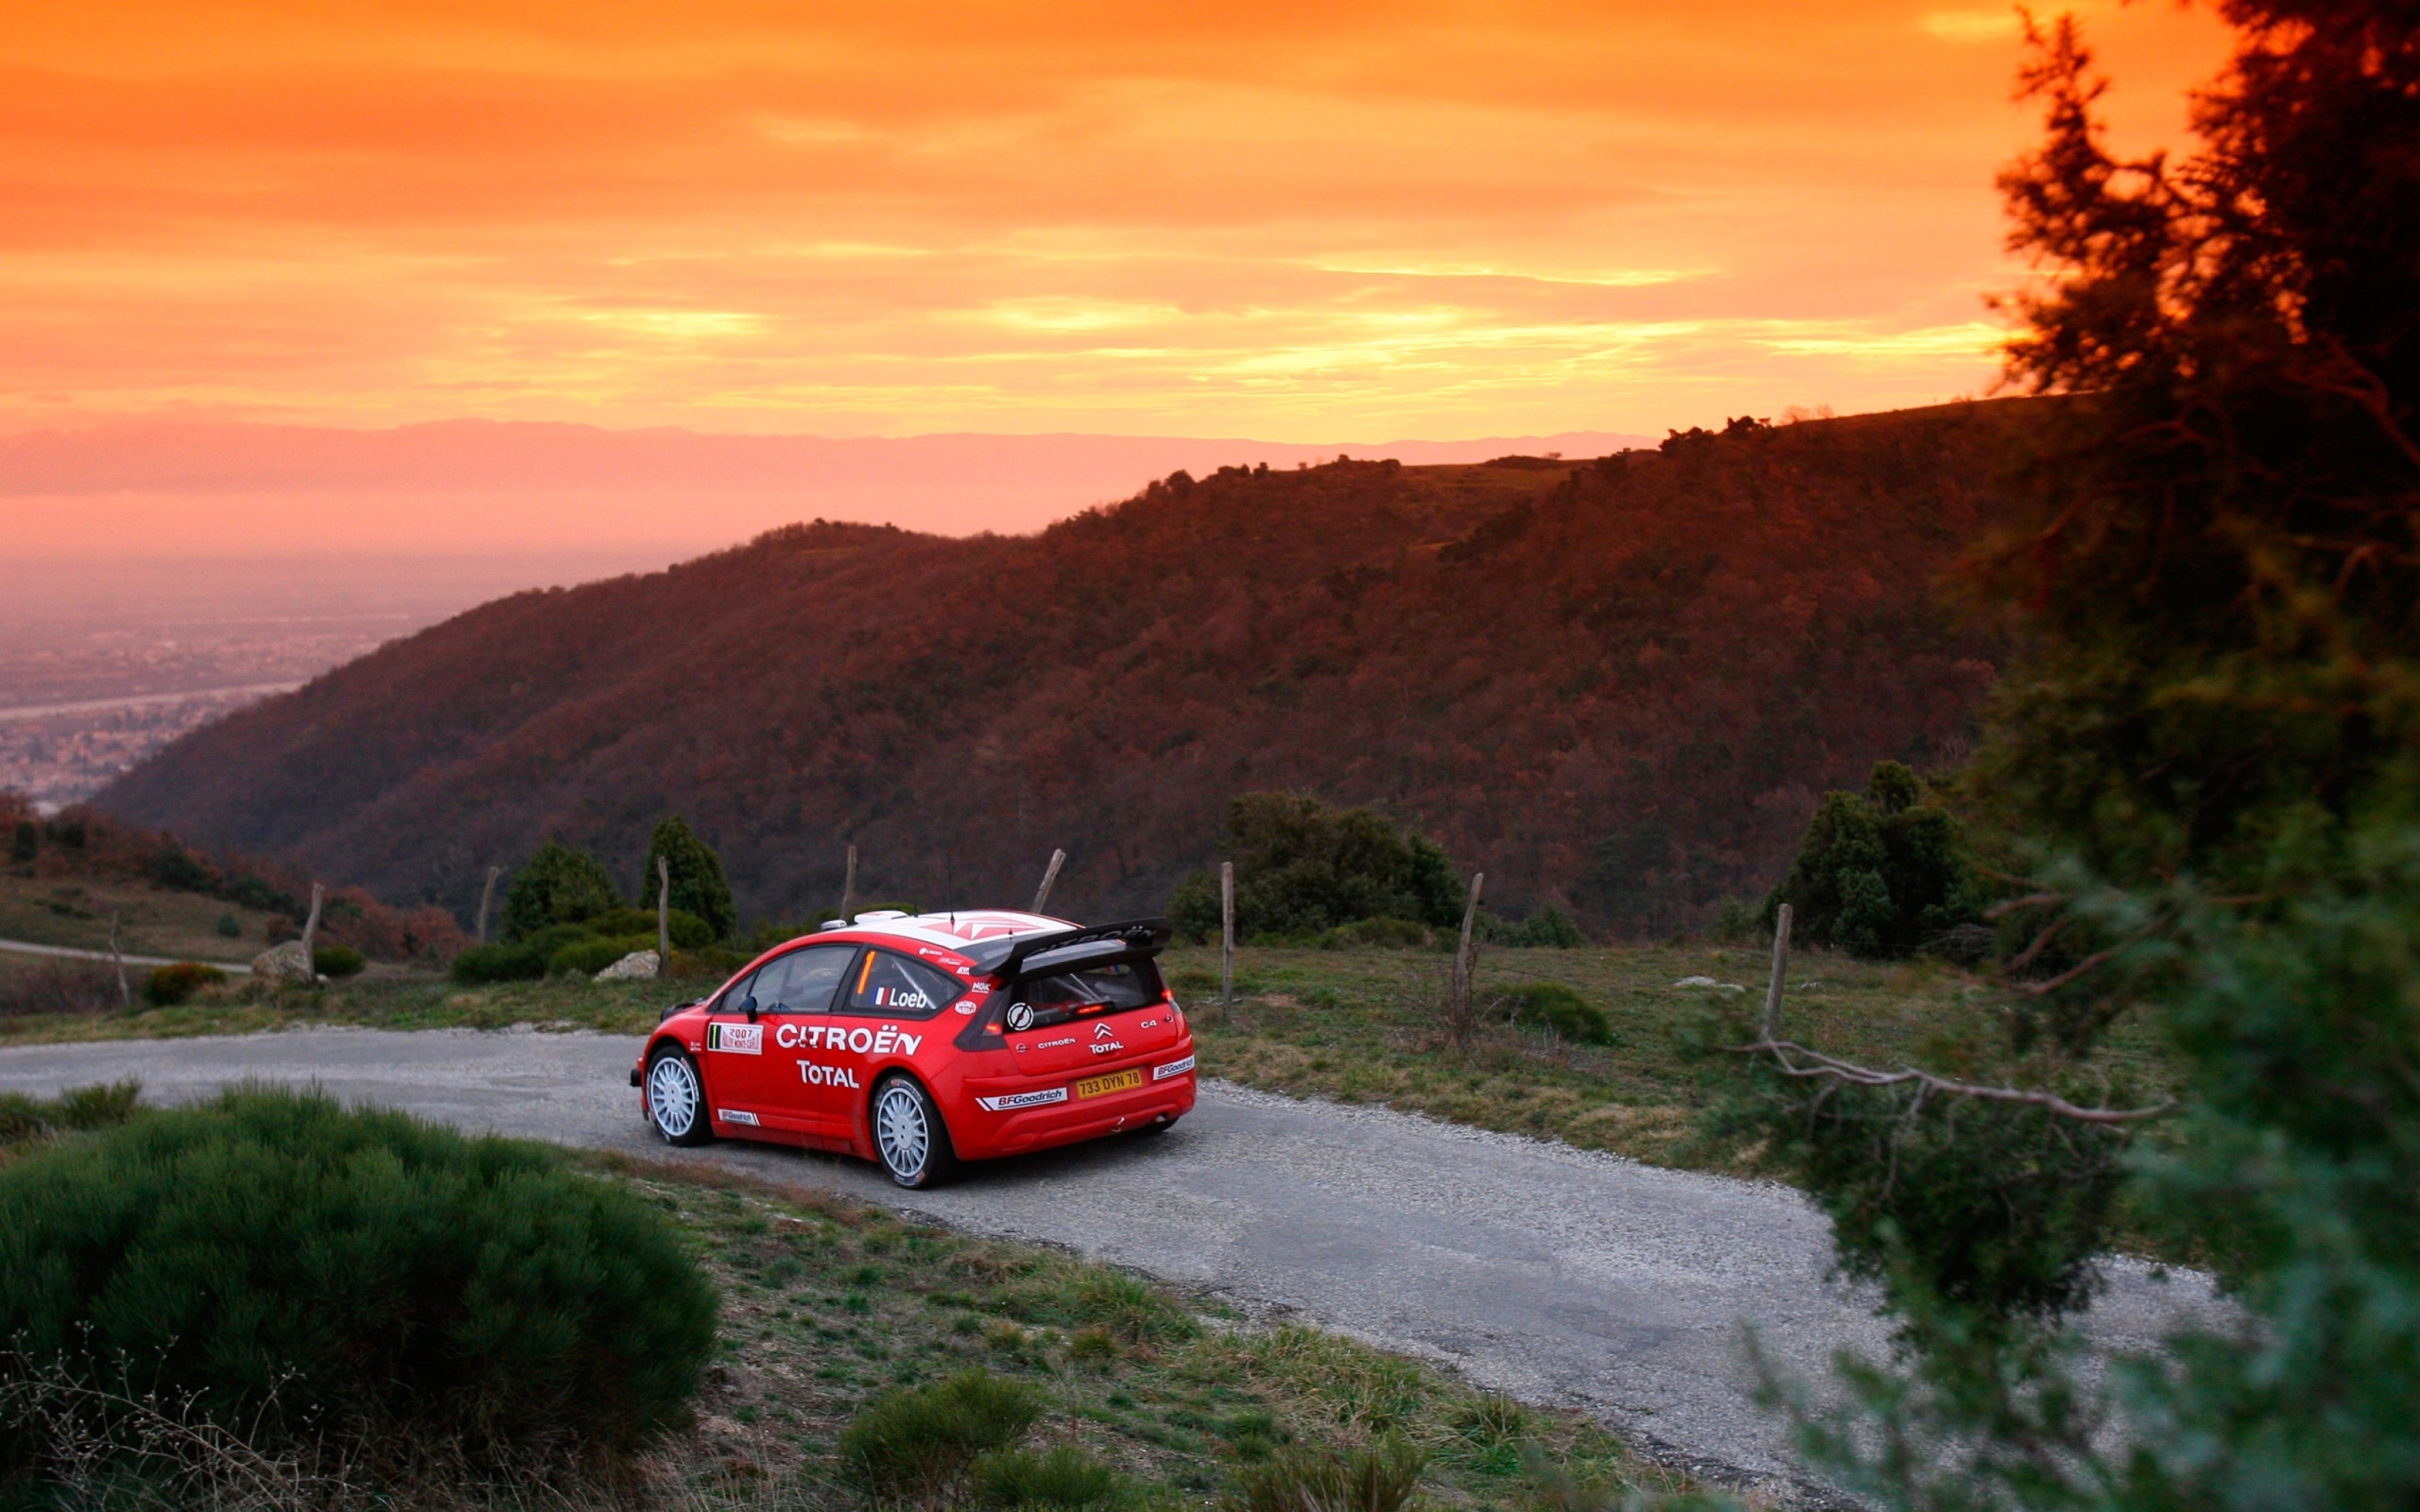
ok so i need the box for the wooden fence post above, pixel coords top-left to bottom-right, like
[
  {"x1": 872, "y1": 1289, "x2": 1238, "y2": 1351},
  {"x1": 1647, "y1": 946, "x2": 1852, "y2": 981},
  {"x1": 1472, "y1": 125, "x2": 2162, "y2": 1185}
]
[
  {"x1": 1032, "y1": 849, "x2": 1066, "y2": 914},
  {"x1": 1452, "y1": 871, "x2": 1485, "y2": 1024},
  {"x1": 300, "y1": 883, "x2": 324, "y2": 959},
  {"x1": 657, "y1": 855, "x2": 672, "y2": 971},
  {"x1": 109, "y1": 911, "x2": 130, "y2": 1009},
  {"x1": 474, "y1": 866, "x2": 500, "y2": 944},
  {"x1": 1219, "y1": 861, "x2": 1236, "y2": 1005},
  {"x1": 1763, "y1": 902, "x2": 1793, "y2": 1040},
  {"x1": 840, "y1": 845, "x2": 857, "y2": 924}
]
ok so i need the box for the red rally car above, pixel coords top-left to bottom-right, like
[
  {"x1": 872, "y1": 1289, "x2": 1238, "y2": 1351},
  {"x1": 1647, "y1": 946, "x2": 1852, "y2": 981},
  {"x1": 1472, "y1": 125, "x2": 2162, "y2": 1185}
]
[{"x1": 631, "y1": 910, "x2": 1196, "y2": 1187}]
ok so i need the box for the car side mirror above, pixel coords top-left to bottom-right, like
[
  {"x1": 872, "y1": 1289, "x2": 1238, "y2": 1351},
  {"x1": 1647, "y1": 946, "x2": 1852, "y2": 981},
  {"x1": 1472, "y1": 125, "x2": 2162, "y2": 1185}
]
[{"x1": 742, "y1": 995, "x2": 759, "y2": 1022}]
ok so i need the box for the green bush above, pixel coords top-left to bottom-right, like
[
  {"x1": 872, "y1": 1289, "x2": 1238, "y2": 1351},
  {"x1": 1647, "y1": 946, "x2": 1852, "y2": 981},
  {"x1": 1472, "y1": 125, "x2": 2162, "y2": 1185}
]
[
  {"x1": 839, "y1": 1369, "x2": 1046, "y2": 1503},
  {"x1": 590, "y1": 907, "x2": 713, "y2": 950},
  {"x1": 0, "y1": 1081, "x2": 141, "y2": 1152},
  {"x1": 1316, "y1": 917, "x2": 1432, "y2": 950},
  {"x1": 140, "y1": 962, "x2": 225, "y2": 1006},
  {"x1": 213, "y1": 912, "x2": 242, "y2": 938},
  {"x1": 0, "y1": 1088, "x2": 716, "y2": 1469},
  {"x1": 500, "y1": 840, "x2": 620, "y2": 942},
  {"x1": 1763, "y1": 761, "x2": 1982, "y2": 959},
  {"x1": 1229, "y1": 1439, "x2": 1425, "y2": 1512},
  {"x1": 450, "y1": 942, "x2": 546, "y2": 984},
  {"x1": 550, "y1": 937, "x2": 648, "y2": 977},
  {"x1": 1496, "y1": 983, "x2": 1611, "y2": 1044},
  {"x1": 975, "y1": 1444, "x2": 1135, "y2": 1511},
  {"x1": 1170, "y1": 793, "x2": 1462, "y2": 942},
  {"x1": 639, "y1": 816, "x2": 737, "y2": 942},
  {"x1": 310, "y1": 944, "x2": 365, "y2": 979},
  {"x1": 8, "y1": 822, "x2": 34, "y2": 865}
]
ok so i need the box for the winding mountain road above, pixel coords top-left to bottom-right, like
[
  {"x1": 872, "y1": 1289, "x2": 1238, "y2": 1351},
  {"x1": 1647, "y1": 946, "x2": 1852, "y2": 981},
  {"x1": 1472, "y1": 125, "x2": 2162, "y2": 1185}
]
[{"x1": 0, "y1": 1028, "x2": 2215, "y2": 1503}]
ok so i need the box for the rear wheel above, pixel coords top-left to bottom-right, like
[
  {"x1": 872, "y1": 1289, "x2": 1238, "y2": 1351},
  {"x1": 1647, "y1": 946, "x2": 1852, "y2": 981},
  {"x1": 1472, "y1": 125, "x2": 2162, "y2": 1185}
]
[
  {"x1": 872, "y1": 1075, "x2": 959, "y2": 1188},
  {"x1": 646, "y1": 1045, "x2": 713, "y2": 1146}
]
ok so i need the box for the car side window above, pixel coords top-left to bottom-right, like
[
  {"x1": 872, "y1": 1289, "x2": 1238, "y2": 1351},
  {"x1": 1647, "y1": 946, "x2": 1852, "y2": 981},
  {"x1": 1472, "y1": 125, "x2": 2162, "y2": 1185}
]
[
  {"x1": 750, "y1": 945, "x2": 856, "y2": 1014},
  {"x1": 840, "y1": 951, "x2": 960, "y2": 1020},
  {"x1": 715, "y1": 966, "x2": 758, "y2": 1014}
]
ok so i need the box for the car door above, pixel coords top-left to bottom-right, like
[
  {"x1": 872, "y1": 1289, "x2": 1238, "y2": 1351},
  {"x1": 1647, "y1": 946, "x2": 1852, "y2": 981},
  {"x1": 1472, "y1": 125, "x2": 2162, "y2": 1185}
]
[
  {"x1": 712, "y1": 944, "x2": 857, "y2": 1134},
  {"x1": 814, "y1": 948, "x2": 961, "y2": 1123}
]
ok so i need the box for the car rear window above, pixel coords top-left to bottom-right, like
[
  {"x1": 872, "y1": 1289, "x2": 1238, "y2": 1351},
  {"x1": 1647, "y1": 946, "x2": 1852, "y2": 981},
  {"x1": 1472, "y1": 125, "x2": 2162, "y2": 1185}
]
[
  {"x1": 842, "y1": 950, "x2": 962, "y2": 1019},
  {"x1": 1009, "y1": 959, "x2": 1167, "y2": 1029}
]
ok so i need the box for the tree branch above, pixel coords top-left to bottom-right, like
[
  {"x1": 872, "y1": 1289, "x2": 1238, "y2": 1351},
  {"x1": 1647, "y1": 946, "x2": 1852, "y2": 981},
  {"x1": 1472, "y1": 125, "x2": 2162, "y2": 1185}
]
[{"x1": 1729, "y1": 1037, "x2": 2173, "y2": 1125}]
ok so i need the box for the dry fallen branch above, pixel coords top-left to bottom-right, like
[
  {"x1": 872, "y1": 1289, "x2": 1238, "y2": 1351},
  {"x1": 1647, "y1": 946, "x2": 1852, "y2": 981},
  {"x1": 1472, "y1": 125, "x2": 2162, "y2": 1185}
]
[{"x1": 1727, "y1": 1037, "x2": 2173, "y2": 1125}]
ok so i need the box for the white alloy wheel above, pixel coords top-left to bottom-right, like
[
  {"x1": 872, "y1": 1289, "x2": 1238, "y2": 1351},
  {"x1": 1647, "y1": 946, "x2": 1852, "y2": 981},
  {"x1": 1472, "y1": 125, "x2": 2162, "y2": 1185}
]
[
  {"x1": 874, "y1": 1082, "x2": 930, "y2": 1181},
  {"x1": 648, "y1": 1051, "x2": 709, "y2": 1145}
]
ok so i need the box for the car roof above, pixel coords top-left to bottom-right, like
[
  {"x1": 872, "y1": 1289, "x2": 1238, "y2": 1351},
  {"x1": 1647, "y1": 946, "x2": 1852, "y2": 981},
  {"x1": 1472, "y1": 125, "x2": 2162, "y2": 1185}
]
[{"x1": 827, "y1": 909, "x2": 1073, "y2": 954}]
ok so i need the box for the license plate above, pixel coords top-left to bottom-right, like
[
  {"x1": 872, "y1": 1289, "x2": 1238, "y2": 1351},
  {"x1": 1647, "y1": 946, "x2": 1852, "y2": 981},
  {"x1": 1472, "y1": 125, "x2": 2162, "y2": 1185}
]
[{"x1": 1074, "y1": 1069, "x2": 1144, "y2": 1099}]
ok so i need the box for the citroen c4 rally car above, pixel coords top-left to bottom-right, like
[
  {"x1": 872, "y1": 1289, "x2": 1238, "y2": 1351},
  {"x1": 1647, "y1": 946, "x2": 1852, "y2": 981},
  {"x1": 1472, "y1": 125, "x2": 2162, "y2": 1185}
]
[{"x1": 631, "y1": 910, "x2": 1196, "y2": 1187}]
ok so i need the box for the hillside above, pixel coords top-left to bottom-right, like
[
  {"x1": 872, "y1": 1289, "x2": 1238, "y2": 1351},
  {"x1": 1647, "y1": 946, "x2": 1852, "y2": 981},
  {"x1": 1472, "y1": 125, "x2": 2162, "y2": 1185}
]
[{"x1": 98, "y1": 402, "x2": 2028, "y2": 935}]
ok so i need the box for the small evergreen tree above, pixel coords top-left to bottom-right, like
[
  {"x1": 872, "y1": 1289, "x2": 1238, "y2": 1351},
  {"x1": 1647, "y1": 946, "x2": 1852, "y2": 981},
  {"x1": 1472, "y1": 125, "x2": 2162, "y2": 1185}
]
[
  {"x1": 1702, "y1": 8, "x2": 2420, "y2": 1507},
  {"x1": 639, "y1": 816, "x2": 736, "y2": 942},
  {"x1": 1763, "y1": 762, "x2": 1981, "y2": 958},
  {"x1": 499, "y1": 840, "x2": 620, "y2": 943},
  {"x1": 1169, "y1": 793, "x2": 1461, "y2": 940}
]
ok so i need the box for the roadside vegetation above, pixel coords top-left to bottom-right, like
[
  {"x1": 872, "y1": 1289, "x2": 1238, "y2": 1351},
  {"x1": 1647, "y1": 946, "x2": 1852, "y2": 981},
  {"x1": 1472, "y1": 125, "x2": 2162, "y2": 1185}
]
[{"x1": 0, "y1": 1084, "x2": 1681, "y2": 1511}]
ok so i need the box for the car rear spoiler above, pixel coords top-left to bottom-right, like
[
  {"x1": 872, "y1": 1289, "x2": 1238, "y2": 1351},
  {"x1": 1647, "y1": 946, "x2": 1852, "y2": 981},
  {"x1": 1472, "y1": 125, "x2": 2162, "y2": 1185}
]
[{"x1": 975, "y1": 917, "x2": 1172, "y2": 980}]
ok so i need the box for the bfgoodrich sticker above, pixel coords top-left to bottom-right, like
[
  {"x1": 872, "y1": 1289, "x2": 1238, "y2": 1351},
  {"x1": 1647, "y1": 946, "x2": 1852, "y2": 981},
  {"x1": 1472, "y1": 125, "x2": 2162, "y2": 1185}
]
[{"x1": 976, "y1": 1087, "x2": 1069, "y2": 1111}]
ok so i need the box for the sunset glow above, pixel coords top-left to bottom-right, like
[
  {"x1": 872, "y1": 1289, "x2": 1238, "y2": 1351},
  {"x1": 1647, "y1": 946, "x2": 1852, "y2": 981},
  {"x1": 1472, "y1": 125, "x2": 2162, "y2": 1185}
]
[{"x1": 4, "y1": 0, "x2": 2231, "y2": 440}]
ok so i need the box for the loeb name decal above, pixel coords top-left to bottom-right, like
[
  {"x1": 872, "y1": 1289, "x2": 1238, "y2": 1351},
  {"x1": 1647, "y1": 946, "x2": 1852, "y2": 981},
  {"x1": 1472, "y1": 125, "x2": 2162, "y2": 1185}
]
[
  {"x1": 976, "y1": 1087, "x2": 1069, "y2": 1111},
  {"x1": 1152, "y1": 1056, "x2": 1196, "y2": 1081},
  {"x1": 773, "y1": 1022, "x2": 923, "y2": 1055},
  {"x1": 706, "y1": 1022, "x2": 763, "y2": 1055},
  {"x1": 799, "y1": 1062, "x2": 862, "y2": 1089}
]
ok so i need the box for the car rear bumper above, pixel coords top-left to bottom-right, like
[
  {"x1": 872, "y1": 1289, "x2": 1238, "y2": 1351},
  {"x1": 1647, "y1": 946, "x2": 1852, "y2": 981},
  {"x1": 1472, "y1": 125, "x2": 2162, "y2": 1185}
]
[{"x1": 957, "y1": 1059, "x2": 1196, "y2": 1157}]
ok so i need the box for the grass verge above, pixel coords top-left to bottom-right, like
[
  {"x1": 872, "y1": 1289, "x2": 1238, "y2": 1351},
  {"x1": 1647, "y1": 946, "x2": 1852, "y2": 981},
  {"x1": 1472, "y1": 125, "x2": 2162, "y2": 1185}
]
[{"x1": 593, "y1": 1150, "x2": 1684, "y2": 1509}]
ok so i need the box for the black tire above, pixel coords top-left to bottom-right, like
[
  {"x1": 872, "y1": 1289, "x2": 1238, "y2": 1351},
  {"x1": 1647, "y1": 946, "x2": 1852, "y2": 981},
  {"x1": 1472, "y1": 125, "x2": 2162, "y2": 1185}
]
[
  {"x1": 645, "y1": 1045, "x2": 714, "y2": 1146},
  {"x1": 871, "y1": 1074, "x2": 959, "y2": 1188},
  {"x1": 1129, "y1": 1116, "x2": 1179, "y2": 1137}
]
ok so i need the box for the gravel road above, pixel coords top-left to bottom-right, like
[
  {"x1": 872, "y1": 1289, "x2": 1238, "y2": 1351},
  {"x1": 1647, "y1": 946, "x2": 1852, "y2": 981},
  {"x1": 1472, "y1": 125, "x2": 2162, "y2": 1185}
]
[{"x1": 0, "y1": 1028, "x2": 2216, "y2": 1503}]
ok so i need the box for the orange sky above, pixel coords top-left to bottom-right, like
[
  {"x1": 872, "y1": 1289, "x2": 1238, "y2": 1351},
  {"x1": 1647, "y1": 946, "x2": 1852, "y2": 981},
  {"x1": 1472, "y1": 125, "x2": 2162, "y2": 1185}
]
[{"x1": 3, "y1": 0, "x2": 2232, "y2": 441}]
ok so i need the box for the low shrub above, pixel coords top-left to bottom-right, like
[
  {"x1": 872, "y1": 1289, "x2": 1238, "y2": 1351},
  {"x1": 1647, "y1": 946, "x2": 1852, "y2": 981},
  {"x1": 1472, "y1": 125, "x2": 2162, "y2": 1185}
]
[
  {"x1": 1218, "y1": 1410, "x2": 1291, "y2": 1463},
  {"x1": 0, "y1": 1088, "x2": 717, "y2": 1472},
  {"x1": 450, "y1": 943, "x2": 545, "y2": 984},
  {"x1": 589, "y1": 907, "x2": 714, "y2": 950},
  {"x1": 1478, "y1": 904, "x2": 1585, "y2": 949},
  {"x1": 1229, "y1": 1439, "x2": 1426, "y2": 1512},
  {"x1": 310, "y1": 944, "x2": 365, "y2": 979},
  {"x1": 1068, "y1": 1271, "x2": 1200, "y2": 1345},
  {"x1": 0, "y1": 1081, "x2": 141, "y2": 1152},
  {"x1": 838, "y1": 1370, "x2": 1046, "y2": 1503},
  {"x1": 1316, "y1": 918, "x2": 1432, "y2": 950},
  {"x1": 520, "y1": 921, "x2": 604, "y2": 958},
  {"x1": 666, "y1": 946, "x2": 752, "y2": 981},
  {"x1": 549, "y1": 937, "x2": 646, "y2": 977},
  {"x1": 1495, "y1": 983, "x2": 1611, "y2": 1044},
  {"x1": 0, "y1": 961, "x2": 119, "y2": 1019},
  {"x1": 975, "y1": 1444, "x2": 1135, "y2": 1511},
  {"x1": 140, "y1": 962, "x2": 225, "y2": 1006},
  {"x1": 213, "y1": 913, "x2": 242, "y2": 939}
]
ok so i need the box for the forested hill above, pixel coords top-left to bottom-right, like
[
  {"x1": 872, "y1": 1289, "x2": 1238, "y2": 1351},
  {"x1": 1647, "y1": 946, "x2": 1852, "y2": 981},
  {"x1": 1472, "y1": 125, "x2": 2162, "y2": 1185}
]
[{"x1": 100, "y1": 401, "x2": 2029, "y2": 935}]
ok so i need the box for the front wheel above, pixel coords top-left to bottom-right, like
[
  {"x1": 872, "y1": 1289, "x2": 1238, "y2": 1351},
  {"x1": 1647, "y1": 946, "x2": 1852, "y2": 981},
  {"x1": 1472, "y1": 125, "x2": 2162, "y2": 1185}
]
[
  {"x1": 872, "y1": 1075, "x2": 959, "y2": 1188},
  {"x1": 646, "y1": 1046, "x2": 713, "y2": 1146}
]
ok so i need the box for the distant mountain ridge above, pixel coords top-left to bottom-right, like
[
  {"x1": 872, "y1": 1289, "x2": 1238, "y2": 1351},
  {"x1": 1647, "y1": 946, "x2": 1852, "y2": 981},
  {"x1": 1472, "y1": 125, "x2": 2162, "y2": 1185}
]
[
  {"x1": 0, "y1": 421, "x2": 1651, "y2": 558},
  {"x1": 97, "y1": 402, "x2": 2027, "y2": 935}
]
